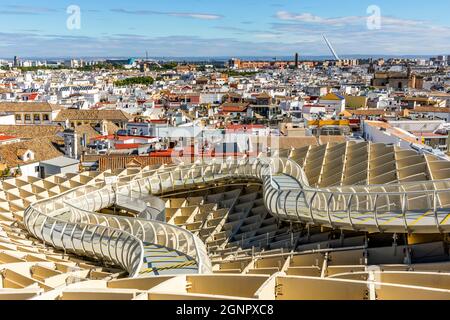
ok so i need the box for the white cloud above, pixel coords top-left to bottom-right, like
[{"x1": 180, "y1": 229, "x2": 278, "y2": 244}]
[
  {"x1": 111, "y1": 9, "x2": 223, "y2": 20},
  {"x1": 276, "y1": 11, "x2": 362, "y2": 26},
  {"x1": 275, "y1": 10, "x2": 425, "y2": 28},
  {"x1": 169, "y1": 13, "x2": 221, "y2": 20},
  {"x1": 271, "y1": 10, "x2": 450, "y2": 55}
]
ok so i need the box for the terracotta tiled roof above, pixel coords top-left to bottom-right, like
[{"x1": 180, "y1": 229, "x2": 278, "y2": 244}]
[
  {"x1": 428, "y1": 91, "x2": 450, "y2": 98},
  {"x1": 0, "y1": 136, "x2": 64, "y2": 167},
  {"x1": 0, "y1": 102, "x2": 62, "y2": 113},
  {"x1": 410, "y1": 131, "x2": 447, "y2": 137},
  {"x1": 225, "y1": 92, "x2": 242, "y2": 98},
  {"x1": 403, "y1": 97, "x2": 432, "y2": 102},
  {"x1": 115, "y1": 143, "x2": 140, "y2": 150},
  {"x1": 74, "y1": 124, "x2": 102, "y2": 142},
  {"x1": 74, "y1": 121, "x2": 120, "y2": 144},
  {"x1": 412, "y1": 106, "x2": 450, "y2": 113},
  {"x1": 54, "y1": 109, "x2": 132, "y2": 122},
  {"x1": 0, "y1": 125, "x2": 63, "y2": 139},
  {"x1": 347, "y1": 109, "x2": 386, "y2": 116},
  {"x1": 321, "y1": 93, "x2": 345, "y2": 101},
  {"x1": 255, "y1": 92, "x2": 271, "y2": 99},
  {"x1": 220, "y1": 103, "x2": 250, "y2": 113},
  {"x1": 106, "y1": 122, "x2": 120, "y2": 134},
  {"x1": 0, "y1": 135, "x2": 17, "y2": 141},
  {"x1": 226, "y1": 124, "x2": 265, "y2": 131}
]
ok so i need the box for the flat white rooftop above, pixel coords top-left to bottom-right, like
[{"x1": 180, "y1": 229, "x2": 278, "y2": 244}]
[{"x1": 40, "y1": 156, "x2": 80, "y2": 167}]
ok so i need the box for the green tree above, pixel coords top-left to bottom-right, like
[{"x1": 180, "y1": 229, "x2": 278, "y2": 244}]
[{"x1": 114, "y1": 76, "x2": 154, "y2": 87}]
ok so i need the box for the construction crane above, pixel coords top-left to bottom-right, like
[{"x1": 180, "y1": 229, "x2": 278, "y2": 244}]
[
  {"x1": 143, "y1": 50, "x2": 162, "y2": 68},
  {"x1": 323, "y1": 34, "x2": 341, "y2": 62}
]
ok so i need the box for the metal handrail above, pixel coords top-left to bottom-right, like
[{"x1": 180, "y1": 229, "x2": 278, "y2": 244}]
[
  {"x1": 24, "y1": 167, "x2": 214, "y2": 277},
  {"x1": 213, "y1": 245, "x2": 368, "y2": 264},
  {"x1": 24, "y1": 155, "x2": 450, "y2": 280},
  {"x1": 69, "y1": 175, "x2": 211, "y2": 274},
  {"x1": 24, "y1": 204, "x2": 145, "y2": 277},
  {"x1": 63, "y1": 189, "x2": 211, "y2": 274}
]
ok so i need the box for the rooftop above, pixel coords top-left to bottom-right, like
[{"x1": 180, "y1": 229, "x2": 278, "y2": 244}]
[
  {"x1": 54, "y1": 109, "x2": 132, "y2": 122},
  {"x1": 412, "y1": 106, "x2": 450, "y2": 113},
  {"x1": 0, "y1": 102, "x2": 62, "y2": 113},
  {"x1": 0, "y1": 136, "x2": 64, "y2": 167},
  {"x1": 321, "y1": 92, "x2": 345, "y2": 101},
  {"x1": 40, "y1": 156, "x2": 80, "y2": 167}
]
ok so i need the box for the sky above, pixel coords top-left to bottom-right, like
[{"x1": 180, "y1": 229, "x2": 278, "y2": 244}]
[{"x1": 0, "y1": 0, "x2": 450, "y2": 58}]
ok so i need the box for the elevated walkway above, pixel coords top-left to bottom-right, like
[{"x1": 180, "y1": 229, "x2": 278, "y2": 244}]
[{"x1": 23, "y1": 147, "x2": 450, "y2": 278}]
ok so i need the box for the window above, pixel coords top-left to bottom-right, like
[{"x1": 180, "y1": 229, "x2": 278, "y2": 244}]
[
  {"x1": 15, "y1": 114, "x2": 22, "y2": 121},
  {"x1": 43, "y1": 114, "x2": 50, "y2": 121},
  {"x1": 25, "y1": 114, "x2": 31, "y2": 121},
  {"x1": 34, "y1": 114, "x2": 41, "y2": 122}
]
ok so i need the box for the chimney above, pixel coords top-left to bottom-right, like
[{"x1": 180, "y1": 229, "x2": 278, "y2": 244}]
[
  {"x1": 82, "y1": 133, "x2": 87, "y2": 147},
  {"x1": 101, "y1": 120, "x2": 108, "y2": 136},
  {"x1": 63, "y1": 129, "x2": 78, "y2": 159}
]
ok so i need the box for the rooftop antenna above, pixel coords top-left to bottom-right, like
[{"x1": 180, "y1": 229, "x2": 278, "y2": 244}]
[{"x1": 323, "y1": 34, "x2": 341, "y2": 61}]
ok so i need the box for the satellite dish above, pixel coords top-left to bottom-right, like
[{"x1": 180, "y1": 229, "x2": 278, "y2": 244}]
[{"x1": 378, "y1": 100, "x2": 388, "y2": 109}]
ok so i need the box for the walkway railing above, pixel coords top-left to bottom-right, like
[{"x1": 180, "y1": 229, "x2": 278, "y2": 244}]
[
  {"x1": 24, "y1": 155, "x2": 450, "y2": 279},
  {"x1": 24, "y1": 171, "x2": 213, "y2": 277},
  {"x1": 24, "y1": 187, "x2": 144, "y2": 277},
  {"x1": 258, "y1": 156, "x2": 450, "y2": 234}
]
